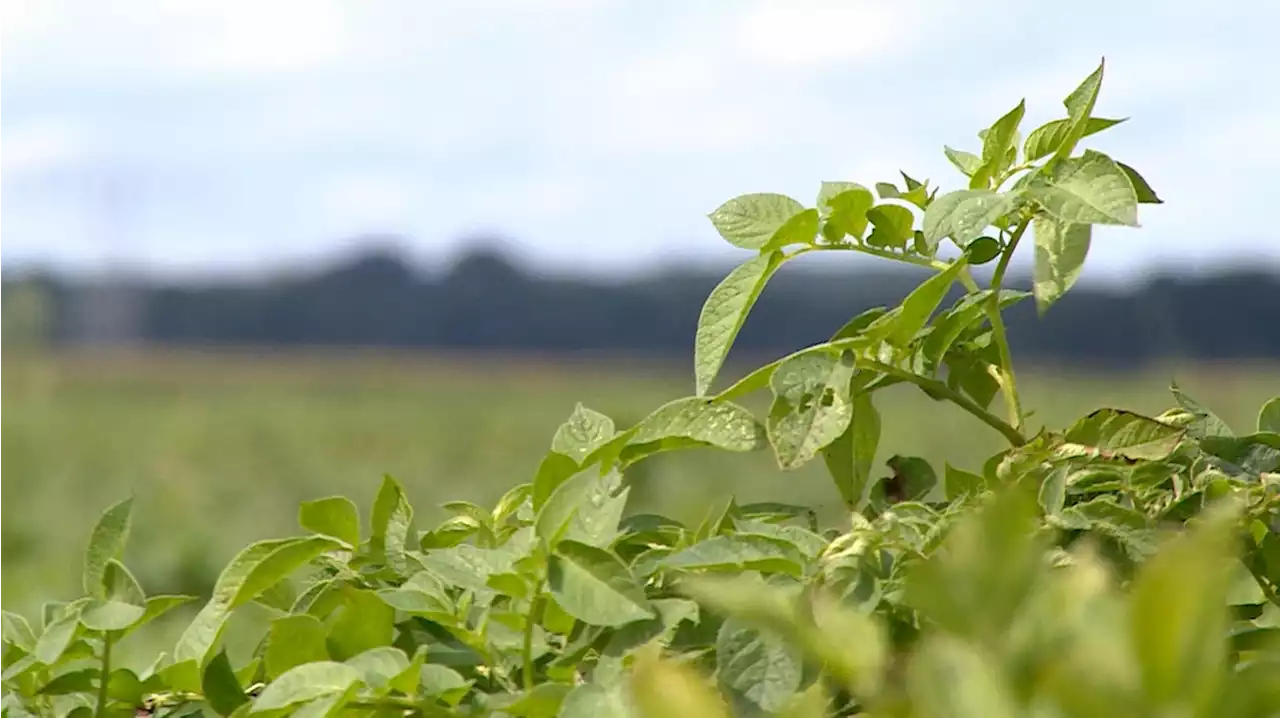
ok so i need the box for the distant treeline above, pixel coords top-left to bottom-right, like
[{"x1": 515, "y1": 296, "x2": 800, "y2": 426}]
[{"x1": 5, "y1": 245, "x2": 1280, "y2": 365}]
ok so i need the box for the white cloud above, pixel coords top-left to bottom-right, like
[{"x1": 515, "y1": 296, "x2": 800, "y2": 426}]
[
  {"x1": 1, "y1": 122, "x2": 95, "y2": 176},
  {"x1": 730, "y1": 0, "x2": 925, "y2": 71},
  {"x1": 314, "y1": 174, "x2": 424, "y2": 232}
]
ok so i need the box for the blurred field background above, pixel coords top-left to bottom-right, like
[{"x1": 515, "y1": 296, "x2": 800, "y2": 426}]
[{"x1": 5, "y1": 348, "x2": 1276, "y2": 618}]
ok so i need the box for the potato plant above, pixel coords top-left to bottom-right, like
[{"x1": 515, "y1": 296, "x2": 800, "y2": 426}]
[{"x1": 5, "y1": 59, "x2": 1280, "y2": 718}]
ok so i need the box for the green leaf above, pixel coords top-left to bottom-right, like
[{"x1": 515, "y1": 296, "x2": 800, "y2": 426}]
[
  {"x1": 159, "y1": 659, "x2": 202, "y2": 694},
  {"x1": 1037, "y1": 465, "x2": 1067, "y2": 516},
  {"x1": 232, "y1": 537, "x2": 345, "y2": 608},
  {"x1": 944, "y1": 463, "x2": 988, "y2": 501},
  {"x1": 536, "y1": 467, "x2": 627, "y2": 550},
  {"x1": 1053, "y1": 58, "x2": 1106, "y2": 163},
  {"x1": 625, "y1": 397, "x2": 765, "y2": 455},
  {"x1": 767, "y1": 351, "x2": 856, "y2": 470},
  {"x1": 37, "y1": 669, "x2": 97, "y2": 696},
  {"x1": 762, "y1": 209, "x2": 820, "y2": 252},
  {"x1": 83, "y1": 497, "x2": 133, "y2": 597},
  {"x1": 202, "y1": 650, "x2": 248, "y2": 716},
  {"x1": 251, "y1": 661, "x2": 361, "y2": 713},
  {"x1": 865, "y1": 205, "x2": 914, "y2": 249},
  {"x1": 377, "y1": 570, "x2": 454, "y2": 616},
  {"x1": 79, "y1": 600, "x2": 146, "y2": 632},
  {"x1": 817, "y1": 181, "x2": 864, "y2": 213},
  {"x1": 552, "y1": 403, "x2": 616, "y2": 464},
  {"x1": 883, "y1": 455, "x2": 941, "y2": 504},
  {"x1": 370, "y1": 475, "x2": 413, "y2": 570},
  {"x1": 1130, "y1": 500, "x2": 1239, "y2": 708},
  {"x1": 265, "y1": 615, "x2": 329, "y2": 680},
  {"x1": 1170, "y1": 381, "x2": 1235, "y2": 439},
  {"x1": 102, "y1": 558, "x2": 145, "y2": 607},
  {"x1": 3, "y1": 611, "x2": 37, "y2": 652},
  {"x1": 1032, "y1": 215, "x2": 1092, "y2": 315},
  {"x1": 716, "y1": 618, "x2": 802, "y2": 713},
  {"x1": 631, "y1": 649, "x2": 730, "y2": 718},
  {"x1": 420, "y1": 664, "x2": 472, "y2": 705},
  {"x1": 1199, "y1": 432, "x2": 1280, "y2": 474},
  {"x1": 694, "y1": 251, "x2": 788, "y2": 396},
  {"x1": 1064, "y1": 409, "x2": 1186, "y2": 461},
  {"x1": 965, "y1": 236, "x2": 1001, "y2": 265},
  {"x1": 887, "y1": 259, "x2": 967, "y2": 347},
  {"x1": 1116, "y1": 161, "x2": 1161, "y2": 204},
  {"x1": 922, "y1": 190, "x2": 1015, "y2": 250},
  {"x1": 1023, "y1": 116, "x2": 1126, "y2": 162},
  {"x1": 602, "y1": 598, "x2": 700, "y2": 660},
  {"x1": 118, "y1": 595, "x2": 196, "y2": 639},
  {"x1": 711, "y1": 335, "x2": 870, "y2": 403},
  {"x1": 907, "y1": 635, "x2": 1019, "y2": 718},
  {"x1": 1259, "y1": 397, "x2": 1280, "y2": 433},
  {"x1": 819, "y1": 184, "x2": 875, "y2": 240},
  {"x1": 326, "y1": 588, "x2": 394, "y2": 661},
  {"x1": 1026, "y1": 150, "x2": 1139, "y2": 226},
  {"x1": 494, "y1": 683, "x2": 573, "y2": 717},
  {"x1": 531, "y1": 451, "x2": 580, "y2": 512},
  {"x1": 34, "y1": 605, "x2": 84, "y2": 665},
  {"x1": 291, "y1": 686, "x2": 356, "y2": 718},
  {"x1": 944, "y1": 146, "x2": 982, "y2": 177},
  {"x1": 830, "y1": 306, "x2": 890, "y2": 342},
  {"x1": 980, "y1": 99, "x2": 1026, "y2": 173},
  {"x1": 386, "y1": 647, "x2": 426, "y2": 697},
  {"x1": 822, "y1": 390, "x2": 881, "y2": 510},
  {"x1": 417, "y1": 542, "x2": 516, "y2": 594},
  {"x1": 660, "y1": 535, "x2": 806, "y2": 577},
  {"x1": 344, "y1": 646, "x2": 409, "y2": 696},
  {"x1": 708, "y1": 193, "x2": 806, "y2": 250},
  {"x1": 299, "y1": 497, "x2": 360, "y2": 548},
  {"x1": 923, "y1": 290, "x2": 1022, "y2": 370},
  {"x1": 547, "y1": 540, "x2": 655, "y2": 627},
  {"x1": 176, "y1": 536, "x2": 341, "y2": 667},
  {"x1": 106, "y1": 668, "x2": 146, "y2": 705},
  {"x1": 559, "y1": 683, "x2": 636, "y2": 718},
  {"x1": 904, "y1": 489, "x2": 1044, "y2": 642},
  {"x1": 679, "y1": 575, "x2": 885, "y2": 699}
]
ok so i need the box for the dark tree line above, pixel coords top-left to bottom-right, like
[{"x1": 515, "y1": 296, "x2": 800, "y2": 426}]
[{"x1": 6, "y1": 243, "x2": 1280, "y2": 365}]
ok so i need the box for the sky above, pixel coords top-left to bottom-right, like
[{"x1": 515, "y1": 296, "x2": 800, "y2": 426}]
[{"x1": 3, "y1": 0, "x2": 1279, "y2": 282}]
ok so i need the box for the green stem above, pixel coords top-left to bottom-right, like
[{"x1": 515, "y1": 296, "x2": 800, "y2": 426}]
[
  {"x1": 522, "y1": 585, "x2": 546, "y2": 691},
  {"x1": 984, "y1": 220, "x2": 1029, "y2": 430},
  {"x1": 860, "y1": 359, "x2": 1027, "y2": 446},
  {"x1": 804, "y1": 241, "x2": 955, "y2": 274},
  {"x1": 94, "y1": 634, "x2": 113, "y2": 718}
]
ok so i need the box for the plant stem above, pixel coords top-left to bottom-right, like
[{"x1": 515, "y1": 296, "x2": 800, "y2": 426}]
[
  {"x1": 804, "y1": 242, "x2": 955, "y2": 274},
  {"x1": 94, "y1": 634, "x2": 113, "y2": 718},
  {"x1": 522, "y1": 585, "x2": 546, "y2": 691},
  {"x1": 984, "y1": 220, "x2": 1029, "y2": 431},
  {"x1": 860, "y1": 359, "x2": 1027, "y2": 446}
]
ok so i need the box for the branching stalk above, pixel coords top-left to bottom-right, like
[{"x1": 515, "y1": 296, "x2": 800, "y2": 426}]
[
  {"x1": 802, "y1": 242, "x2": 955, "y2": 274},
  {"x1": 984, "y1": 220, "x2": 1029, "y2": 430},
  {"x1": 859, "y1": 359, "x2": 1027, "y2": 446}
]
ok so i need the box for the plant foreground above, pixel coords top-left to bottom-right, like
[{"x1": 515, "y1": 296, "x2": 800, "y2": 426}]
[{"x1": 5, "y1": 59, "x2": 1280, "y2": 718}]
